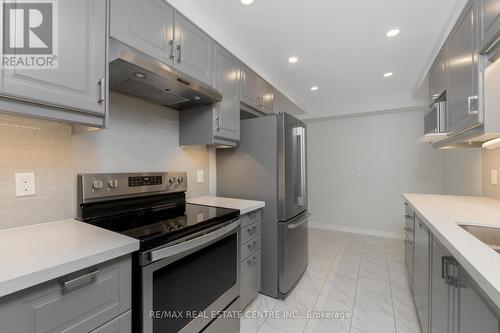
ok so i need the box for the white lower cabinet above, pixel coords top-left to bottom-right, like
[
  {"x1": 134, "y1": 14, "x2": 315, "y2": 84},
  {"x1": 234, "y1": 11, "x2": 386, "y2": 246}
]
[
  {"x1": 0, "y1": 255, "x2": 132, "y2": 333},
  {"x1": 239, "y1": 210, "x2": 262, "y2": 309}
]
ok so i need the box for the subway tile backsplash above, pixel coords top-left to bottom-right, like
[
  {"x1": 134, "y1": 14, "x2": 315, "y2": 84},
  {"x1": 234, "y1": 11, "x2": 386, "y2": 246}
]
[{"x1": 0, "y1": 92, "x2": 210, "y2": 230}]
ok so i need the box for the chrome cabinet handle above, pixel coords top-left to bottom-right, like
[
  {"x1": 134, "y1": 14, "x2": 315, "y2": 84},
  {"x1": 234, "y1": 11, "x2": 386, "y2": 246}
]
[
  {"x1": 168, "y1": 40, "x2": 175, "y2": 60},
  {"x1": 97, "y1": 78, "x2": 105, "y2": 104},
  {"x1": 247, "y1": 255, "x2": 258, "y2": 265},
  {"x1": 247, "y1": 226, "x2": 258, "y2": 233},
  {"x1": 215, "y1": 116, "x2": 221, "y2": 131},
  {"x1": 59, "y1": 268, "x2": 99, "y2": 289},
  {"x1": 247, "y1": 240, "x2": 258, "y2": 248},
  {"x1": 468, "y1": 95, "x2": 479, "y2": 115},
  {"x1": 177, "y1": 45, "x2": 182, "y2": 63},
  {"x1": 431, "y1": 93, "x2": 441, "y2": 100}
]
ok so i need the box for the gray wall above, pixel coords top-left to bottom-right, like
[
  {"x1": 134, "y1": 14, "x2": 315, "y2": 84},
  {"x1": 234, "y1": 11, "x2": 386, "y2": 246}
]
[
  {"x1": 442, "y1": 149, "x2": 482, "y2": 196},
  {"x1": 305, "y1": 108, "x2": 443, "y2": 237},
  {"x1": 0, "y1": 92, "x2": 210, "y2": 230}
]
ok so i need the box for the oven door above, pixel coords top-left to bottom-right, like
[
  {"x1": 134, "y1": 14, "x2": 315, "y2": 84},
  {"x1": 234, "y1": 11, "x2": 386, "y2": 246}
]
[{"x1": 140, "y1": 220, "x2": 240, "y2": 333}]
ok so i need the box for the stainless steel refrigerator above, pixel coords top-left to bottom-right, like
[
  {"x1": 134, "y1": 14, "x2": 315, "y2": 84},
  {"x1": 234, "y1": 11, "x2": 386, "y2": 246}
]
[{"x1": 217, "y1": 112, "x2": 309, "y2": 299}]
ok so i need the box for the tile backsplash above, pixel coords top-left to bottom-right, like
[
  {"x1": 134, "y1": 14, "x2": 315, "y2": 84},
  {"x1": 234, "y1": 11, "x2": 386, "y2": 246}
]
[
  {"x1": 483, "y1": 147, "x2": 500, "y2": 200},
  {"x1": 0, "y1": 92, "x2": 210, "y2": 230}
]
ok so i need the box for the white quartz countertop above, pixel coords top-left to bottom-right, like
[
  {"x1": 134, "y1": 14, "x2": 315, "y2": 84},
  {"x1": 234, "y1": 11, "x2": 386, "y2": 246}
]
[
  {"x1": 187, "y1": 196, "x2": 265, "y2": 215},
  {"x1": 403, "y1": 193, "x2": 500, "y2": 309},
  {"x1": 0, "y1": 219, "x2": 139, "y2": 298}
]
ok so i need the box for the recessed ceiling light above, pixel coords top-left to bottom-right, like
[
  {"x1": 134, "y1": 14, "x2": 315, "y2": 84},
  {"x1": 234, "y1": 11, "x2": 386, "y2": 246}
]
[
  {"x1": 310, "y1": 86, "x2": 319, "y2": 91},
  {"x1": 240, "y1": 0, "x2": 254, "y2": 5},
  {"x1": 133, "y1": 72, "x2": 146, "y2": 79},
  {"x1": 288, "y1": 57, "x2": 298, "y2": 63},
  {"x1": 383, "y1": 72, "x2": 393, "y2": 77},
  {"x1": 386, "y1": 29, "x2": 400, "y2": 37}
]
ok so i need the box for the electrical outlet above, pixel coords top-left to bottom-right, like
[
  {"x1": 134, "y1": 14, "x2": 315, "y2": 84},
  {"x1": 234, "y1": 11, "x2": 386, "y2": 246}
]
[
  {"x1": 15, "y1": 172, "x2": 36, "y2": 196},
  {"x1": 197, "y1": 169, "x2": 204, "y2": 184},
  {"x1": 492, "y1": 170, "x2": 498, "y2": 185}
]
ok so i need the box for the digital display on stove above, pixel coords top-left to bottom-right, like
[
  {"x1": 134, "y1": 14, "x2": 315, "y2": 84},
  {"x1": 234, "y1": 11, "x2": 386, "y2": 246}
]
[{"x1": 128, "y1": 176, "x2": 162, "y2": 187}]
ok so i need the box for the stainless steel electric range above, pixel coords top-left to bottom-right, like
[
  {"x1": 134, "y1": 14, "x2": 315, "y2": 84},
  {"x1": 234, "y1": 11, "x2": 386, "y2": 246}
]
[{"x1": 77, "y1": 172, "x2": 241, "y2": 333}]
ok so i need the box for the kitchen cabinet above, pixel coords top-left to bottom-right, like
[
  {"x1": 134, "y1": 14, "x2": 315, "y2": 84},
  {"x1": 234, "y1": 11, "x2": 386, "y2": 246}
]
[
  {"x1": 446, "y1": 1, "x2": 480, "y2": 133},
  {"x1": 430, "y1": 237, "x2": 454, "y2": 333},
  {"x1": 404, "y1": 203, "x2": 415, "y2": 291},
  {"x1": 273, "y1": 89, "x2": 305, "y2": 116},
  {"x1": 174, "y1": 13, "x2": 215, "y2": 86},
  {"x1": 110, "y1": 0, "x2": 174, "y2": 66},
  {"x1": 479, "y1": 0, "x2": 500, "y2": 57},
  {"x1": 179, "y1": 44, "x2": 240, "y2": 146},
  {"x1": 430, "y1": 236, "x2": 500, "y2": 333},
  {"x1": 0, "y1": 255, "x2": 132, "y2": 333},
  {"x1": 90, "y1": 310, "x2": 131, "y2": 333},
  {"x1": 239, "y1": 209, "x2": 263, "y2": 309},
  {"x1": 240, "y1": 66, "x2": 274, "y2": 114},
  {"x1": 213, "y1": 46, "x2": 240, "y2": 142},
  {"x1": 429, "y1": 48, "x2": 448, "y2": 102},
  {"x1": 414, "y1": 215, "x2": 430, "y2": 333},
  {"x1": 0, "y1": 0, "x2": 107, "y2": 127}
]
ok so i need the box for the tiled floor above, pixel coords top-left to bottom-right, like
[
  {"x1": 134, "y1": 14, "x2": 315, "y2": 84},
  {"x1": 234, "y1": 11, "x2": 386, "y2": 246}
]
[{"x1": 241, "y1": 228, "x2": 422, "y2": 333}]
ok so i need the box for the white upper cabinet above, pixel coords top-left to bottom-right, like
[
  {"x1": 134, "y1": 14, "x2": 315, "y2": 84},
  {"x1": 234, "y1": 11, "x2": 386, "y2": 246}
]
[
  {"x1": 1, "y1": 0, "x2": 107, "y2": 117},
  {"x1": 110, "y1": 0, "x2": 174, "y2": 66}
]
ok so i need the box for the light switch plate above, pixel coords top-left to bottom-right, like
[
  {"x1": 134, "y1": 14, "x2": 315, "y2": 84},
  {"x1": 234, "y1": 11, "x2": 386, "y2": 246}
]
[
  {"x1": 492, "y1": 170, "x2": 498, "y2": 185},
  {"x1": 197, "y1": 169, "x2": 204, "y2": 184},
  {"x1": 15, "y1": 172, "x2": 36, "y2": 196}
]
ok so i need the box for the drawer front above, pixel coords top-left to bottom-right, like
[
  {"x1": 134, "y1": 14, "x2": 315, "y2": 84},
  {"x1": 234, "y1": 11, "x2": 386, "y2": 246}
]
[
  {"x1": 0, "y1": 256, "x2": 131, "y2": 333},
  {"x1": 240, "y1": 250, "x2": 261, "y2": 309},
  {"x1": 90, "y1": 310, "x2": 131, "y2": 333},
  {"x1": 240, "y1": 210, "x2": 262, "y2": 229},
  {"x1": 241, "y1": 236, "x2": 261, "y2": 261},
  {"x1": 241, "y1": 221, "x2": 262, "y2": 244}
]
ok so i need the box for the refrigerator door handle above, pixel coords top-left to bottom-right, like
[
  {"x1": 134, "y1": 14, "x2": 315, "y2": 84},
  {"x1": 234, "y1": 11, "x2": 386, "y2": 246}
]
[{"x1": 293, "y1": 127, "x2": 306, "y2": 206}]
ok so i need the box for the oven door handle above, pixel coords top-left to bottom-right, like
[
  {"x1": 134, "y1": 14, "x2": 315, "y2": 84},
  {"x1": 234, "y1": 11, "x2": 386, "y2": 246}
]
[{"x1": 149, "y1": 220, "x2": 240, "y2": 263}]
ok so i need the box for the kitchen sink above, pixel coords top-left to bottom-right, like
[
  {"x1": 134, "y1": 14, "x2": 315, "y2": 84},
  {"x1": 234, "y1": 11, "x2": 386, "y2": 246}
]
[{"x1": 459, "y1": 224, "x2": 500, "y2": 253}]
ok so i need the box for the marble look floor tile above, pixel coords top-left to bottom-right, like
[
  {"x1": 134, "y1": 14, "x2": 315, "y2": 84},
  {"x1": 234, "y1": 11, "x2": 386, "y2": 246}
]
[
  {"x1": 320, "y1": 275, "x2": 357, "y2": 304},
  {"x1": 303, "y1": 318, "x2": 350, "y2": 333},
  {"x1": 351, "y1": 302, "x2": 397, "y2": 333},
  {"x1": 256, "y1": 321, "x2": 289, "y2": 333},
  {"x1": 395, "y1": 317, "x2": 422, "y2": 333},
  {"x1": 242, "y1": 294, "x2": 279, "y2": 331},
  {"x1": 282, "y1": 288, "x2": 319, "y2": 311},
  {"x1": 355, "y1": 289, "x2": 394, "y2": 316},
  {"x1": 356, "y1": 275, "x2": 391, "y2": 294},
  {"x1": 295, "y1": 274, "x2": 326, "y2": 294},
  {"x1": 264, "y1": 302, "x2": 309, "y2": 333}
]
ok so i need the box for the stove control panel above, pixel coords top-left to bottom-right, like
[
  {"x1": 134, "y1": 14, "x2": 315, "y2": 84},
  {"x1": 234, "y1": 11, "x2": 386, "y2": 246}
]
[{"x1": 78, "y1": 172, "x2": 187, "y2": 203}]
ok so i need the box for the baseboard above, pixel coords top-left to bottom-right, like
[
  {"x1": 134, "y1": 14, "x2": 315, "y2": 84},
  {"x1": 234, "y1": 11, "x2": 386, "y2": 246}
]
[{"x1": 309, "y1": 222, "x2": 404, "y2": 240}]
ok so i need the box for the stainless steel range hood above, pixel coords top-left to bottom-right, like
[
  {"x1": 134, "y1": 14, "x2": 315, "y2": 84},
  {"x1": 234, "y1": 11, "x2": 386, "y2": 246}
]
[{"x1": 108, "y1": 39, "x2": 222, "y2": 110}]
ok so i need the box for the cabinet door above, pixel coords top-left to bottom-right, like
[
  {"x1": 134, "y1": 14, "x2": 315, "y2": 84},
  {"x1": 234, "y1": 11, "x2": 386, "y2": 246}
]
[
  {"x1": 429, "y1": 49, "x2": 448, "y2": 102},
  {"x1": 430, "y1": 238, "x2": 454, "y2": 333},
  {"x1": 240, "y1": 66, "x2": 259, "y2": 109},
  {"x1": 110, "y1": 0, "x2": 174, "y2": 66},
  {"x1": 90, "y1": 310, "x2": 131, "y2": 333},
  {"x1": 240, "y1": 250, "x2": 261, "y2": 309},
  {"x1": 174, "y1": 12, "x2": 214, "y2": 86},
  {"x1": 447, "y1": 3, "x2": 480, "y2": 133},
  {"x1": 457, "y1": 267, "x2": 499, "y2": 333},
  {"x1": 480, "y1": 0, "x2": 500, "y2": 52},
  {"x1": 414, "y1": 216, "x2": 430, "y2": 333},
  {"x1": 2, "y1": 0, "x2": 106, "y2": 115},
  {"x1": 257, "y1": 78, "x2": 274, "y2": 114},
  {"x1": 214, "y1": 46, "x2": 240, "y2": 142}
]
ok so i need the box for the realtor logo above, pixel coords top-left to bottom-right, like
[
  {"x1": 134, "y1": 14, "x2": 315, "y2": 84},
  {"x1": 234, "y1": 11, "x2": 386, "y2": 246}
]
[{"x1": 1, "y1": 0, "x2": 58, "y2": 68}]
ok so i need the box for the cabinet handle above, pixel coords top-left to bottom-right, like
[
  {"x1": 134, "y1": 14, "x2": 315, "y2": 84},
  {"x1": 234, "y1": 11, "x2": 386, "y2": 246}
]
[
  {"x1": 59, "y1": 268, "x2": 99, "y2": 289},
  {"x1": 247, "y1": 226, "x2": 257, "y2": 233},
  {"x1": 431, "y1": 93, "x2": 441, "y2": 101},
  {"x1": 177, "y1": 45, "x2": 182, "y2": 63},
  {"x1": 97, "y1": 78, "x2": 105, "y2": 104},
  {"x1": 248, "y1": 240, "x2": 258, "y2": 248},
  {"x1": 247, "y1": 255, "x2": 258, "y2": 265},
  {"x1": 215, "y1": 116, "x2": 220, "y2": 131},
  {"x1": 468, "y1": 95, "x2": 479, "y2": 115},
  {"x1": 168, "y1": 40, "x2": 175, "y2": 60}
]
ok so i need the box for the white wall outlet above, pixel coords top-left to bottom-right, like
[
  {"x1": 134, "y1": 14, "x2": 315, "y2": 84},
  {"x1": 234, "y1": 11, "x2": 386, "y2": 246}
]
[
  {"x1": 492, "y1": 170, "x2": 498, "y2": 185},
  {"x1": 15, "y1": 172, "x2": 36, "y2": 197},
  {"x1": 197, "y1": 169, "x2": 204, "y2": 184}
]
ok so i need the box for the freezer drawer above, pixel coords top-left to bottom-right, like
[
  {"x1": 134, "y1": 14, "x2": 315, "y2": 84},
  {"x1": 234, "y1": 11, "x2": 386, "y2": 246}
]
[{"x1": 278, "y1": 211, "x2": 309, "y2": 296}]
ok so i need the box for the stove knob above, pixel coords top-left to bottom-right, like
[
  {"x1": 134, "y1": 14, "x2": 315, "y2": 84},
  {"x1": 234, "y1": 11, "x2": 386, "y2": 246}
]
[
  {"x1": 168, "y1": 177, "x2": 176, "y2": 184},
  {"x1": 177, "y1": 177, "x2": 184, "y2": 184},
  {"x1": 92, "y1": 180, "x2": 104, "y2": 190},
  {"x1": 108, "y1": 179, "x2": 119, "y2": 188}
]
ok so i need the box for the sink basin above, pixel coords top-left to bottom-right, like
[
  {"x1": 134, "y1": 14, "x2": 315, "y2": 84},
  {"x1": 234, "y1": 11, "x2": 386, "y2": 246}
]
[{"x1": 459, "y1": 224, "x2": 500, "y2": 253}]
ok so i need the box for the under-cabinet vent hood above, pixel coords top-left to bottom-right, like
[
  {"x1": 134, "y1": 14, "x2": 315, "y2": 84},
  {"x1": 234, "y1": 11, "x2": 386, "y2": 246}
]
[{"x1": 108, "y1": 39, "x2": 222, "y2": 110}]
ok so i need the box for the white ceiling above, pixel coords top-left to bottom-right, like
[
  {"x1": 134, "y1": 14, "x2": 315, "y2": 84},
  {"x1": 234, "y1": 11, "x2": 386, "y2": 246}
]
[{"x1": 169, "y1": 0, "x2": 466, "y2": 119}]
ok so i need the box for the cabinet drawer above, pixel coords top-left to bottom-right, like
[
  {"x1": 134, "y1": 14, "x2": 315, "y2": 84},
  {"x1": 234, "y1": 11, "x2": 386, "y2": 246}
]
[
  {"x1": 201, "y1": 299, "x2": 240, "y2": 333},
  {"x1": 240, "y1": 250, "x2": 261, "y2": 309},
  {"x1": 91, "y1": 310, "x2": 131, "y2": 333},
  {"x1": 0, "y1": 256, "x2": 131, "y2": 333},
  {"x1": 241, "y1": 221, "x2": 262, "y2": 244},
  {"x1": 241, "y1": 236, "x2": 261, "y2": 261},
  {"x1": 240, "y1": 210, "x2": 262, "y2": 229}
]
